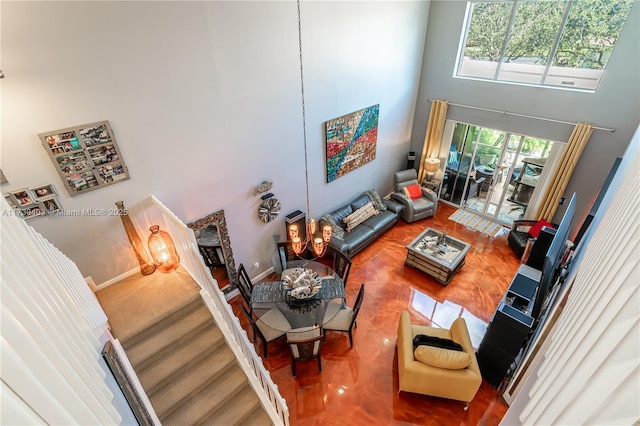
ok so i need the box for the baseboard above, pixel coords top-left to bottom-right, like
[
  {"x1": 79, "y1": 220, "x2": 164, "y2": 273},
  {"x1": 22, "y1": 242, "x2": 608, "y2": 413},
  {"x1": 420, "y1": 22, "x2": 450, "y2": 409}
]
[{"x1": 91, "y1": 267, "x2": 140, "y2": 292}]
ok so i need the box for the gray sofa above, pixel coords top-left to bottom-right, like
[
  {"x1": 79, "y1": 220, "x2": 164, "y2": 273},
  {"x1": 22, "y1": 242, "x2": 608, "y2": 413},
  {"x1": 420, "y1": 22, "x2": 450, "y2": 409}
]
[{"x1": 320, "y1": 192, "x2": 404, "y2": 258}]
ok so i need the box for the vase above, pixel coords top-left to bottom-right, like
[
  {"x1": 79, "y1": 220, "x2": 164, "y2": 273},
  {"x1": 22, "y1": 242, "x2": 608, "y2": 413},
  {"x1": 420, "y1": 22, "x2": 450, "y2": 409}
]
[
  {"x1": 271, "y1": 234, "x2": 283, "y2": 275},
  {"x1": 148, "y1": 225, "x2": 180, "y2": 273},
  {"x1": 116, "y1": 201, "x2": 156, "y2": 275}
]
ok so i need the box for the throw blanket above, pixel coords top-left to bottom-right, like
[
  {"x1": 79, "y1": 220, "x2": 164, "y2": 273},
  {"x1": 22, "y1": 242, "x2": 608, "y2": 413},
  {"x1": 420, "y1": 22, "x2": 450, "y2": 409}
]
[{"x1": 364, "y1": 189, "x2": 387, "y2": 211}]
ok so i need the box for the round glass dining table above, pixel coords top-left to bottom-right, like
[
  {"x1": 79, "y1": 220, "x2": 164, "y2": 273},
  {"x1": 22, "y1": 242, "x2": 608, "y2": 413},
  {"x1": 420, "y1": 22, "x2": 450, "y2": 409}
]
[{"x1": 250, "y1": 259, "x2": 345, "y2": 334}]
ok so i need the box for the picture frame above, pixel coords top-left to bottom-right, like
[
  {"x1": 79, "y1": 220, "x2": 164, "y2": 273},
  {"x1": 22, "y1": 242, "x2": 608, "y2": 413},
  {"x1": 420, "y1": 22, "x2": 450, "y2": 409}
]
[
  {"x1": 41, "y1": 196, "x2": 62, "y2": 214},
  {"x1": 9, "y1": 188, "x2": 36, "y2": 206},
  {"x1": 0, "y1": 169, "x2": 8, "y2": 185},
  {"x1": 19, "y1": 203, "x2": 46, "y2": 220},
  {"x1": 39, "y1": 120, "x2": 130, "y2": 197},
  {"x1": 4, "y1": 194, "x2": 17, "y2": 208},
  {"x1": 32, "y1": 184, "x2": 57, "y2": 200}
]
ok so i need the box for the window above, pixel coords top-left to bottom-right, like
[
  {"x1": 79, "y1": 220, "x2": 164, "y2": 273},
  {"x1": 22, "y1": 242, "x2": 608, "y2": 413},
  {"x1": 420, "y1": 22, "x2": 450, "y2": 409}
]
[{"x1": 456, "y1": 0, "x2": 634, "y2": 91}]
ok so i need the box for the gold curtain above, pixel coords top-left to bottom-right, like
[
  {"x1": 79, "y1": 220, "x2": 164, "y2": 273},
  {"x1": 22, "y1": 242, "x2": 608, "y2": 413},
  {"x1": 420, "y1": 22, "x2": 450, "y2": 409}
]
[
  {"x1": 417, "y1": 100, "x2": 448, "y2": 183},
  {"x1": 535, "y1": 123, "x2": 594, "y2": 221}
]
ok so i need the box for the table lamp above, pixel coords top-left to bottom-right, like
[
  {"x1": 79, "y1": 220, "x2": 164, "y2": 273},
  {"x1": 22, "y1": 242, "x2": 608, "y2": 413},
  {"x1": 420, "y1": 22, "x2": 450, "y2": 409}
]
[{"x1": 424, "y1": 157, "x2": 440, "y2": 181}]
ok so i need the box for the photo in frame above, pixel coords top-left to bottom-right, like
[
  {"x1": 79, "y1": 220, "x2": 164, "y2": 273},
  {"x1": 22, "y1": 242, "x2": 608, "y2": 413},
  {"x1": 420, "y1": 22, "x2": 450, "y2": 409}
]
[
  {"x1": 39, "y1": 121, "x2": 130, "y2": 196},
  {"x1": 41, "y1": 196, "x2": 62, "y2": 214},
  {"x1": 9, "y1": 188, "x2": 35, "y2": 206},
  {"x1": 325, "y1": 104, "x2": 379, "y2": 183},
  {"x1": 32, "y1": 184, "x2": 57, "y2": 200}
]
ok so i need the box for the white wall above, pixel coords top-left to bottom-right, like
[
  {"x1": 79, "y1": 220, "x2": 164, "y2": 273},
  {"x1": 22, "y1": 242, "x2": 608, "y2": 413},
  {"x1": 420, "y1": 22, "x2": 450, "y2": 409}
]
[
  {"x1": 411, "y1": 1, "x2": 640, "y2": 226},
  {"x1": 1, "y1": 1, "x2": 429, "y2": 283}
]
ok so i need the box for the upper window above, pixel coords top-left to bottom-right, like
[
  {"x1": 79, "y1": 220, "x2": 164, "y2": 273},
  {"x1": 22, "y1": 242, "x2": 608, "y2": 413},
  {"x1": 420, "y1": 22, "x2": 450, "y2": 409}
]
[{"x1": 456, "y1": 0, "x2": 634, "y2": 91}]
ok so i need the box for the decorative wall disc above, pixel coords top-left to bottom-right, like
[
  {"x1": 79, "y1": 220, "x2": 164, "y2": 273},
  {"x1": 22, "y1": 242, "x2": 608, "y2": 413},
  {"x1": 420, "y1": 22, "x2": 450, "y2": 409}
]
[{"x1": 259, "y1": 197, "x2": 281, "y2": 223}]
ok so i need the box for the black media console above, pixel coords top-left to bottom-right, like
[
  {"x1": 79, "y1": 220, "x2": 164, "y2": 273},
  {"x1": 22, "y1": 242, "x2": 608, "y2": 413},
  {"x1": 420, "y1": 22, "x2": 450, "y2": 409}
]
[{"x1": 476, "y1": 264, "x2": 540, "y2": 388}]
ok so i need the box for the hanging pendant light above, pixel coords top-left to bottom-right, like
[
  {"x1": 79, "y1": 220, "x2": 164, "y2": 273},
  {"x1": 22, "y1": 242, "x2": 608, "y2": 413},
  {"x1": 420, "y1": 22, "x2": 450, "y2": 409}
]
[
  {"x1": 147, "y1": 225, "x2": 180, "y2": 273},
  {"x1": 288, "y1": 0, "x2": 332, "y2": 258}
]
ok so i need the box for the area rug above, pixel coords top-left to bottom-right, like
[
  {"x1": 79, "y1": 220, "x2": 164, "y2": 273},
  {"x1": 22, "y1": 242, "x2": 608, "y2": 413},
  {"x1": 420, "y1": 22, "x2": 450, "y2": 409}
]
[{"x1": 448, "y1": 209, "x2": 504, "y2": 237}]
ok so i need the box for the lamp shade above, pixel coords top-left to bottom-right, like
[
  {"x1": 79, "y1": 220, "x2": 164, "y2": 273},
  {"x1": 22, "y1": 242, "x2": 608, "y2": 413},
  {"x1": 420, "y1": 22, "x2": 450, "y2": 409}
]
[
  {"x1": 424, "y1": 157, "x2": 440, "y2": 173},
  {"x1": 148, "y1": 225, "x2": 180, "y2": 273}
]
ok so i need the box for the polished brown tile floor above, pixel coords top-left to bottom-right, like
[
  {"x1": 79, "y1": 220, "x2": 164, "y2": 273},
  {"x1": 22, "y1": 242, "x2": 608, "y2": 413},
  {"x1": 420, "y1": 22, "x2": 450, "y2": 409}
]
[{"x1": 231, "y1": 203, "x2": 522, "y2": 426}]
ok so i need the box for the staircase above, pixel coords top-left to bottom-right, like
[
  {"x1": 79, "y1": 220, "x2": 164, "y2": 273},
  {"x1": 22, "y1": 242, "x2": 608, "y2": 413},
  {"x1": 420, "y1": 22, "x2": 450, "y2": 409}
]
[{"x1": 120, "y1": 294, "x2": 272, "y2": 425}]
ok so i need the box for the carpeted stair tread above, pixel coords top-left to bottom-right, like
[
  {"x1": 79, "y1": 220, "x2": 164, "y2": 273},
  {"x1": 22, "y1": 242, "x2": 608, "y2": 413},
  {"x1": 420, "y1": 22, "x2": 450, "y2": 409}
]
[
  {"x1": 137, "y1": 325, "x2": 224, "y2": 395},
  {"x1": 122, "y1": 295, "x2": 203, "y2": 350},
  {"x1": 151, "y1": 345, "x2": 238, "y2": 420},
  {"x1": 242, "y1": 405, "x2": 274, "y2": 426},
  {"x1": 161, "y1": 366, "x2": 252, "y2": 426},
  {"x1": 196, "y1": 380, "x2": 262, "y2": 426},
  {"x1": 125, "y1": 305, "x2": 216, "y2": 371}
]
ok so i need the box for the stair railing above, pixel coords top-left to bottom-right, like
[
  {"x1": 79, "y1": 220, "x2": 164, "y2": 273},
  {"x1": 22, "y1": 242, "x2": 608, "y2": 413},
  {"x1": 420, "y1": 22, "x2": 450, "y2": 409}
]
[{"x1": 145, "y1": 196, "x2": 290, "y2": 426}]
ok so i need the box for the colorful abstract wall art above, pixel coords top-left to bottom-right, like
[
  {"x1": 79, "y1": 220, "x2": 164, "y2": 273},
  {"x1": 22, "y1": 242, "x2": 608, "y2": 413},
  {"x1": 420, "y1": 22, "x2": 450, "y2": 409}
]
[{"x1": 325, "y1": 104, "x2": 379, "y2": 183}]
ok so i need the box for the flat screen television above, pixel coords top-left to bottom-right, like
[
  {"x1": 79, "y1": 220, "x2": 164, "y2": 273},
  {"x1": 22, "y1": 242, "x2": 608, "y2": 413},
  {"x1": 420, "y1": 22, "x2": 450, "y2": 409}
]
[{"x1": 531, "y1": 193, "x2": 576, "y2": 324}]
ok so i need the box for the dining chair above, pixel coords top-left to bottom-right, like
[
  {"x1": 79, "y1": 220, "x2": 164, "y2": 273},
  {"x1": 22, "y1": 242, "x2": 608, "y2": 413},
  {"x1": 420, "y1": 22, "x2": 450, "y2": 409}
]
[
  {"x1": 236, "y1": 263, "x2": 253, "y2": 310},
  {"x1": 240, "y1": 303, "x2": 292, "y2": 358},
  {"x1": 237, "y1": 263, "x2": 255, "y2": 291},
  {"x1": 277, "y1": 241, "x2": 297, "y2": 270},
  {"x1": 286, "y1": 326, "x2": 322, "y2": 377},
  {"x1": 322, "y1": 283, "x2": 365, "y2": 347},
  {"x1": 331, "y1": 249, "x2": 352, "y2": 288}
]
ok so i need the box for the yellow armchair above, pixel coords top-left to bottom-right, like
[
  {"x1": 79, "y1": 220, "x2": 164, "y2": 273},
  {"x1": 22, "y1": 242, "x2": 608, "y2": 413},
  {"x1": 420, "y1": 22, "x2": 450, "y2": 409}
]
[{"x1": 397, "y1": 310, "x2": 482, "y2": 408}]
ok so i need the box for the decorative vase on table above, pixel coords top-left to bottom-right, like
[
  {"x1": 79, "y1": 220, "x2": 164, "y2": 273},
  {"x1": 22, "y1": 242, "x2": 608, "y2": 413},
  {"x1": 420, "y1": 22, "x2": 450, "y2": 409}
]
[{"x1": 116, "y1": 200, "x2": 156, "y2": 275}]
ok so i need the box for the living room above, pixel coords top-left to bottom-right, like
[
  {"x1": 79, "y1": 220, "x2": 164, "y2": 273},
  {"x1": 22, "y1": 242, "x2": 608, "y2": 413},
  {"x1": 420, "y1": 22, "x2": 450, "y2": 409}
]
[{"x1": 1, "y1": 1, "x2": 639, "y2": 425}]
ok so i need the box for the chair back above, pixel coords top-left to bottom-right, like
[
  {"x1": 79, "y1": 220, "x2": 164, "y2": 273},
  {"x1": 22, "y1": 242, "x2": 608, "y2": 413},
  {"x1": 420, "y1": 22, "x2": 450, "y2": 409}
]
[
  {"x1": 287, "y1": 327, "x2": 322, "y2": 360},
  {"x1": 198, "y1": 245, "x2": 224, "y2": 268},
  {"x1": 277, "y1": 241, "x2": 296, "y2": 269},
  {"x1": 350, "y1": 283, "x2": 365, "y2": 330},
  {"x1": 236, "y1": 263, "x2": 253, "y2": 308},
  {"x1": 394, "y1": 169, "x2": 419, "y2": 192},
  {"x1": 332, "y1": 250, "x2": 352, "y2": 287}
]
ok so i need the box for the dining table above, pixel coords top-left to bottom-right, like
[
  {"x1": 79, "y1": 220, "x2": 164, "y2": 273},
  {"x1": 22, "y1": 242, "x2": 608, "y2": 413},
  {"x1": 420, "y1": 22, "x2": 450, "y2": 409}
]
[{"x1": 250, "y1": 259, "x2": 345, "y2": 335}]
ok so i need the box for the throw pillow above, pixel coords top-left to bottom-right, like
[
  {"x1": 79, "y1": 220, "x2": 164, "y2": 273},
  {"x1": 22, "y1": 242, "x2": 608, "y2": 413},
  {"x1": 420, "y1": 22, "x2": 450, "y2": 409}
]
[
  {"x1": 412, "y1": 334, "x2": 464, "y2": 351},
  {"x1": 529, "y1": 219, "x2": 553, "y2": 238},
  {"x1": 319, "y1": 214, "x2": 344, "y2": 240},
  {"x1": 402, "y1": 183, "x2": 423, "y2": 200},
  {"x1": 414, "y1": 345, "x2": 471, "y2": 370},
  {"x1": 343, "y1": 202, "x2": 378, "y2": 232},
  {"x1": 364, "y1": 189, "x2": 387, "y2": 211}
]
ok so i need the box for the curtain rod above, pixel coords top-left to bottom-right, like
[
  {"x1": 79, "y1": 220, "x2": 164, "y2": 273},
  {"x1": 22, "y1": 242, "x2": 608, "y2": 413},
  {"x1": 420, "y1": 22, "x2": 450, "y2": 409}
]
[{"x1": 428, "y1": 99, "x2": 615, "y2": 133}]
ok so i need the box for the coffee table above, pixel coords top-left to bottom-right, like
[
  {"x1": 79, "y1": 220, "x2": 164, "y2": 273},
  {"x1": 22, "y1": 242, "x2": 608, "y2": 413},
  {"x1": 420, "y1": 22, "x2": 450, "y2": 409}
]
[{"x1": 405, "y1": 228, "x2": 471, "y2": 285}]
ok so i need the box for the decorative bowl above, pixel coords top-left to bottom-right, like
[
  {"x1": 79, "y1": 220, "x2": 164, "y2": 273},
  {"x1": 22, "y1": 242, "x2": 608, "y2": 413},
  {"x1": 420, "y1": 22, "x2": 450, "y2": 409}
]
[{"x1": 282, "y1": 268, "x2": 322, "y2": 300}]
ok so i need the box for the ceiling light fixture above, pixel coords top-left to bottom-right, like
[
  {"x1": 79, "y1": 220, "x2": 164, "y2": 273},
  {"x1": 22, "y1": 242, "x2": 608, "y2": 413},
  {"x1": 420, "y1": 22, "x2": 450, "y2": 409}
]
[{"x1": 288, "y1": 0, "x2": 332, "y2": 258}]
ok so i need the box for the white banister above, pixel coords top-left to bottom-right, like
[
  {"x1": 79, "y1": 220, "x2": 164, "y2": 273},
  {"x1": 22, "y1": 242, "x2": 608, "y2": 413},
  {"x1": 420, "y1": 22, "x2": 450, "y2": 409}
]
[{"x1": 145, "y1": 196, "x2": 290, "y2": 426}]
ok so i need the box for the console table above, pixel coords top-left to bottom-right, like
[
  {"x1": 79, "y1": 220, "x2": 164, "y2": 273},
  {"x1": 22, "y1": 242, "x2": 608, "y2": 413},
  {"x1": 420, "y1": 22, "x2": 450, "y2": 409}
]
[{"x1": 476, "y1": 264, "x2": 539, "y2": 387}]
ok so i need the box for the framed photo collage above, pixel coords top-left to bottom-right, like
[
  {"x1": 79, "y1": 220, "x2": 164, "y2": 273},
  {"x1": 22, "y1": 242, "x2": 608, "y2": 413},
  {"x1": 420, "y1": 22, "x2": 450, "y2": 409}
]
[{"x1": 38, "y1": 120, "x2": 130, "y2": 197}]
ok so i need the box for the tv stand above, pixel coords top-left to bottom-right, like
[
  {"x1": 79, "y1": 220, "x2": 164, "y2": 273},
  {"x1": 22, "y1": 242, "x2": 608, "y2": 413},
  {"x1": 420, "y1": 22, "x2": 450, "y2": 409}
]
[{"x1": 476, "y1": 265, "x2": 540, "y2": 388}]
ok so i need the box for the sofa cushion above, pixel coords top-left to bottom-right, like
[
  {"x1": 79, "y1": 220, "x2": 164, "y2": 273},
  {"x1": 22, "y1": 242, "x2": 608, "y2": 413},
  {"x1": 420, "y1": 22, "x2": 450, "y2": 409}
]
[
  {"x1": 319, "y1": 214, "x2": 344, "y2": 240},
  {"x1": 361, "y1": 210, "x2": 397, "y2": 233},
  {"x1": 329, "y1": 204, "x2": 354, "y2": 224},
  {"x1": 403, "y1": 183, "x2": 423, "y2": 200},
  {"x1": 343, "y1": 202, "x2": 378, "y2": 232},
  {"x1": 414, "y1": 345, "x2": 471, "y2": 370},
  {"x1": 350, "y1": 193, "x2": 373, "y2": 211}
]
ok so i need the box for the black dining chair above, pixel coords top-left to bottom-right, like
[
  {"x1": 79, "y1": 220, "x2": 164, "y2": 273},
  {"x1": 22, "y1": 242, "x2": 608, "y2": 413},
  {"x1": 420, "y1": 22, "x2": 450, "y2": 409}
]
[
  {"x1": 240, "y1": 303, "x2": 291, "y2": 358},
  {"x1": 277, "y1": 241, "x2": 297, "y2": 270},
  {"x1": 286, "y1": 326, "x2": 323, "y2": 377},
  {"x1": 236, "y1": 263, "x2": 254, "y2": 310},
  {"x1": 322, "y1": 283, "x2": 365, "y2": 347},
  {"x1": 331, "y1": 249, "x2": 352, "y2": 288}
]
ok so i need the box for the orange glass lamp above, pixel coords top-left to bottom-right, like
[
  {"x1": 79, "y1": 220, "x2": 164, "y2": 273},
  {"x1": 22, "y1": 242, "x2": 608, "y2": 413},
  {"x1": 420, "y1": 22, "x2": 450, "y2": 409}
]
[{"x1": 147, "y1": 225, "x2": 180, "y2": 273}]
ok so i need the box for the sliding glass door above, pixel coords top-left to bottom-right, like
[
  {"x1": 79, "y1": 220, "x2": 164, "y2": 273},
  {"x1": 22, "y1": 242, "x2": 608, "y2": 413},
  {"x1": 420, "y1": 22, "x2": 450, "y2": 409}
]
[{"x1": 440, "y1": 122, "x2": 556, "y2": 227}]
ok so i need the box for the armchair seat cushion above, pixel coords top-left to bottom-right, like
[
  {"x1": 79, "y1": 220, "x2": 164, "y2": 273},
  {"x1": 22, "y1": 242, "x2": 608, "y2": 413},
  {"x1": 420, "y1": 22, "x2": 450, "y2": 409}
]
[{"x1": 414, "y1": 345, "x2": 472, "y2": 370}]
